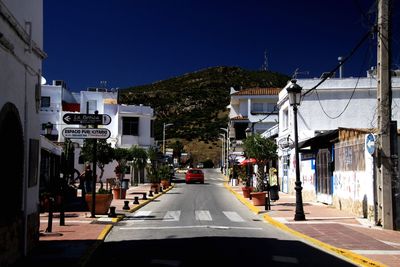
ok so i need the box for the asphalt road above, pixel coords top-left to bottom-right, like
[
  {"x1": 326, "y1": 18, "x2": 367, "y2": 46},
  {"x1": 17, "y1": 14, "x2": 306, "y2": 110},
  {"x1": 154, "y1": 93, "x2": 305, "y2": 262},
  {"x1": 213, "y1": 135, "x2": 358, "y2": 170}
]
[{"x1": 87, "y1": 168, "x2": 356, "y2": 267}]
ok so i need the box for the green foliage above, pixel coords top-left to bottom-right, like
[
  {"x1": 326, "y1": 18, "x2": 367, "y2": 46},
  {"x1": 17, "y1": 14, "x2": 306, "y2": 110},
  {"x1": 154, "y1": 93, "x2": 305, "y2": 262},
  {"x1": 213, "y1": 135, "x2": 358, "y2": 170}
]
[
  {"x1": 243, "y1": 133, "x2": 278, "y2": 192},
  {"x1": 243, "y1": 134, "x2": 278, "y2": 163},
  {"x1": 80, "y1": 139, "x2": 114, "y2": 166},
  {"x1": 119, "y1": 66, "x2": 289, "y2": 142},
  {"x1": 97, "y1": 188, "x2": 111, "y2": 194}
]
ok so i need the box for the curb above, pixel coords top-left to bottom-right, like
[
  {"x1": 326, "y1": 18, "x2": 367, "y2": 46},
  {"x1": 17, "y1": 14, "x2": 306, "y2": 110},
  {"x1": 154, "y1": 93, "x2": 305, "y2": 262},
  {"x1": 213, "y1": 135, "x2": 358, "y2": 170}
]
[
  {"x1": 128, "y1": 184, "x2": 175, "y2": 213},
  {"x1": 225, "y1": 183, "x2": 385, "y2": 267}
]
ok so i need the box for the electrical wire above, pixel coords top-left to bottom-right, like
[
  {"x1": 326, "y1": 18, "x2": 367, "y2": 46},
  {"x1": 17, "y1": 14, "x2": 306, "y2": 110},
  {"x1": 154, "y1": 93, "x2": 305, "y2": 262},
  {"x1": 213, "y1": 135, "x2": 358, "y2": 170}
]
[{"x1": 313, "y1": 40, "x2": 371, "y2": 119}]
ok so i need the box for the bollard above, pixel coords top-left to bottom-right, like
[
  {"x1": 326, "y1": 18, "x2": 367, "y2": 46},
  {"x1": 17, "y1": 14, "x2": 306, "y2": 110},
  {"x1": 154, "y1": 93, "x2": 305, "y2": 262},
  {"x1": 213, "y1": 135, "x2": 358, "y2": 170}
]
[
  {"x1": 45, "y1": 196, "x2": 54, "y2": 233},
  {"x1": 108, "y1": 206, "x2": 117, "y2": 218},
  {"x1": 122, "y1": 201, "x2": 130, "y2": 210},
  {"x1": 159, "y1": 186, "x2": 163, "y2": 193},
  {"x1": 133, "y1": 196, "x2": 139, "y2": 204},
  {"x1": 142, "y1": 194, "x2": 147, "y2": 200},
  {"x1": 149, "y1": 190, "x2": 153, "y2": 197}
]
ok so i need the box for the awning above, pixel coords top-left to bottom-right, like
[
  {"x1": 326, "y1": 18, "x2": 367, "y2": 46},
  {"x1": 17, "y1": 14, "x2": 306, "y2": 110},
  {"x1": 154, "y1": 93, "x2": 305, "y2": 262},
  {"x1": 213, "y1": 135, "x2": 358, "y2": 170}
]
[
  {"x1": 299, "y1": 129, "x2": 338, "y2": 149},
  {"x1": 239, "y1": 158, "x2": 257, "y2": 165}
]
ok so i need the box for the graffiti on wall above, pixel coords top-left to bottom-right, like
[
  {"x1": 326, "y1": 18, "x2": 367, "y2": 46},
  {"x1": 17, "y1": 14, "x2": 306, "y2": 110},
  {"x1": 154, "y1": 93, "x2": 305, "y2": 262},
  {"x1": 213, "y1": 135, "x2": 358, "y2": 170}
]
[{"x1": 334, "y1": 171, "x2": 363, "y2": 200}]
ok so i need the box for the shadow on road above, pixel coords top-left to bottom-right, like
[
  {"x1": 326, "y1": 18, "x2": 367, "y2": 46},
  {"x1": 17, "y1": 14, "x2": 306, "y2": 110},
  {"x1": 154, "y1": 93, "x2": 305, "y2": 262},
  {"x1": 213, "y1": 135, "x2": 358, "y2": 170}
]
[{"x1": 87, "y1": 236, "x2": 357, "y2": 267}]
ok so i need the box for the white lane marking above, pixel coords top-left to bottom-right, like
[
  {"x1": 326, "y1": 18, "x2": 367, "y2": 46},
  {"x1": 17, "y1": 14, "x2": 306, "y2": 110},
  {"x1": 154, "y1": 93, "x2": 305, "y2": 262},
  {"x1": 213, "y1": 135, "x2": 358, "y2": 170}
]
[
  {"x1": 163, "y1": 211, "x2": 181, "y2": 222},
  {"x1": 131, "y1": 210, "x2": 152, "y2": 222},
  {"x1": 351, "y1": 250, "x2": 400, "y2": 255},
  {"x1": 195, "y1": 210, "x2": 212, "y2": 221},
  {"x1": 119, "y1": 225, "x2": 263, "y2": 230},
  {"x1": 272, "y1": 255, "x2": 299, "y2": 264},
  {"x1": 223, "y1": 211, "x2": 245, "y2": 222}
]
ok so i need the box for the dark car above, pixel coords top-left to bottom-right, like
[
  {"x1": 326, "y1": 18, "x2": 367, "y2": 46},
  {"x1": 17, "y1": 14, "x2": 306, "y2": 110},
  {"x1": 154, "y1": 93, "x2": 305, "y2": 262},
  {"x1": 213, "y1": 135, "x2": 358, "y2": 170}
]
[{"x1": 185, "y1": 168, "x2": 204, "y2": 184}]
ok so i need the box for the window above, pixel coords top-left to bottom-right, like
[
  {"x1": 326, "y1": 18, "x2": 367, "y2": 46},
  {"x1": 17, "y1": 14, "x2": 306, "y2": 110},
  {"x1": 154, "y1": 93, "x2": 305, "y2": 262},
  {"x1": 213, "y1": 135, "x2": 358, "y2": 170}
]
[
  {"x1": 41, "y1": 96, "x2": 50, "y2": 108},
  {"x1": 252, "y1": 103, "x2": 263, "y2": 112},
  {"x1": 87, "y1": 100, "x2": 97, "y2": 114},
  {"x1": 282, "y1": 108, "x2": 288, "y2": 130},
  {"x1": 122, "y1": 117, "x2": 139, "y2": 136}
]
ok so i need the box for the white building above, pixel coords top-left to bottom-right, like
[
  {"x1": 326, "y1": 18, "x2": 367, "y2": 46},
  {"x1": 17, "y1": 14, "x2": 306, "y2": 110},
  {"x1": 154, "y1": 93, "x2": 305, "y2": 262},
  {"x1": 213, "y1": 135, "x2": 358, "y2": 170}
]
[
  {"x1": 228, "y1": 87, "x2": 280, "y2": 163},
  {"x1": 0, "y1": 0, "x2": 46, "y2": 265},
  {"x1": 39, "y1": 83, "x2": 155, "y2": 180},
  {"x1": 277, "y1": 76, "x2": 400, "y2": 222}
]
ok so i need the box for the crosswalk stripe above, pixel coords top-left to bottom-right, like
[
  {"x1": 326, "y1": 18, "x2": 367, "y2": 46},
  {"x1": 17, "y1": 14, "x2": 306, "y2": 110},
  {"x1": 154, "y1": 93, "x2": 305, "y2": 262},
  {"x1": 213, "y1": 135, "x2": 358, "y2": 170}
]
[
  {"x1": 163, "y1": 211, "x2": 181, "y2": 221},
  {"x1": 222, "y1": 211, "x2": 245, "y2": 222},
  {"x1": 195, "y1": 210, "x2": 212, "y2": 221},
  {"x1": 132, "y1": 210, "x2": 152, "y2": 222}
]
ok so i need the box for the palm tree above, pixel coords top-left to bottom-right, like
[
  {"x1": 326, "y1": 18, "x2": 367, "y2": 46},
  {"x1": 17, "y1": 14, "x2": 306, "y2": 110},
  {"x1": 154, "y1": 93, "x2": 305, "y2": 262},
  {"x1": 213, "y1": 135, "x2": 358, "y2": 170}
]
[
  {"x1": 129, "y1": 145, "x2": 148, "y2": 184},
  {"x1": 242, "y1": 133, "x2": 277, "y2": 192}
]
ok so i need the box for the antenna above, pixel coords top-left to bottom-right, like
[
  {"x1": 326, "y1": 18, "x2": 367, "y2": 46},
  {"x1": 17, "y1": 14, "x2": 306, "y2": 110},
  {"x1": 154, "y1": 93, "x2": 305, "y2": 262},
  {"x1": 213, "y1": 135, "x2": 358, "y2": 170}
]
[
  {"x1": 292, "y1": 68, "x2": 309, "y2": 79},
  {"x1": 261, "y1": 49, "x2": 269, "y2": 71}
]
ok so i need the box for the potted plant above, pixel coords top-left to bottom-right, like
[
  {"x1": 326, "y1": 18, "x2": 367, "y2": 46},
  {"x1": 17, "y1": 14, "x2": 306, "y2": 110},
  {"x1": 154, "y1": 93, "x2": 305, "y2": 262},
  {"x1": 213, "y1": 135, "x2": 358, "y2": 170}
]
[
  {"x1": 84, "y1": 188, "x2": 113, "y2": 215},
  {"x1": 243, "y1": 133, "x2": 277, "y2": 205},
  {"x1": 159, "y1": 164, "x2": 171, "y2": 189}
]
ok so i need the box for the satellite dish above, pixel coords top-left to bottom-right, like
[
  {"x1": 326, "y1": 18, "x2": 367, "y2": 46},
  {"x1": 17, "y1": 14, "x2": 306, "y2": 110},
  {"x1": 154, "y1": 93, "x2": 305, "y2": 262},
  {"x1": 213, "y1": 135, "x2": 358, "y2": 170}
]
[{"x1": 41, "y1": 76, "x2": 47, "y2": 85}]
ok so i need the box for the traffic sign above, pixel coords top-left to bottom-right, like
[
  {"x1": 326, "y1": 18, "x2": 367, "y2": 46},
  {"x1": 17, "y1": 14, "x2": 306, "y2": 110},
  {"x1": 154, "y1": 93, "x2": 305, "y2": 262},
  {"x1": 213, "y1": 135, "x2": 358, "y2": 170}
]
[
  {"x1": 63, "y1": 113, "x2": 111, "y2": 125},
  {"x1": 62, "y1": 128, "x2": 111, "y2": 139},
  {"x1": 366, "y1": 133, "x2": 375, "y2": 155}
]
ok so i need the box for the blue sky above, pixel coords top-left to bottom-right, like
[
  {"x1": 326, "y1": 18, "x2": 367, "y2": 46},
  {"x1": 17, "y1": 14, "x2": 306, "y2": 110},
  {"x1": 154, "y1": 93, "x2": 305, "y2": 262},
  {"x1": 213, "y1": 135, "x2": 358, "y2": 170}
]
[{"x1": 43, "y1": 0, "x2": 399, "y2": 92}]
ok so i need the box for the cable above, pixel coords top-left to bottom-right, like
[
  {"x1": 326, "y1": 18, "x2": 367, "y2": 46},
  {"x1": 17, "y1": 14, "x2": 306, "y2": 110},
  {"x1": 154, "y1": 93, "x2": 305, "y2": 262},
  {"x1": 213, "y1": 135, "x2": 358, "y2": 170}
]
[
  {"x1": 302, "y1": 29, "x2": 374, "y2": 98},
  {"x1": 313, "y1": 40, "x2": 371, "y2": 119}
]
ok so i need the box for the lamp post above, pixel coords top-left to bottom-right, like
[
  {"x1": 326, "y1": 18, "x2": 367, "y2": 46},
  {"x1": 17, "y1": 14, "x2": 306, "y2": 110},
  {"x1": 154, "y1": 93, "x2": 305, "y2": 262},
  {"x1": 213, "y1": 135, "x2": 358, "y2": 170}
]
[
  {"x1": 220, "y1": 128, "x2": 229, "y2": 175},
  {"x1": 286, "y1": 79, "x2": 306, "y2": 221},
  {"x1": 163, "y1": 123, "x2": 173, "y2": 155},
  {"x1": 219, "y1": 134, "x2": 225, "y2": 172},
  {"x1": 44, "y1": 121, "x2": 53, "y2": 139}
]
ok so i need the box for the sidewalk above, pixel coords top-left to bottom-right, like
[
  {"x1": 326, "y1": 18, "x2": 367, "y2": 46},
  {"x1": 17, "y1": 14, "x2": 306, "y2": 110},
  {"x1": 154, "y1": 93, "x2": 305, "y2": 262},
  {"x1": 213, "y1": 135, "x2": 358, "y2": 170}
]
[
  {"x1": 225, "y1": 183, "x2": 400, "y2": 267},
  {"x1": 15, "y1": 183, "x2": 173, "y2": 267}
]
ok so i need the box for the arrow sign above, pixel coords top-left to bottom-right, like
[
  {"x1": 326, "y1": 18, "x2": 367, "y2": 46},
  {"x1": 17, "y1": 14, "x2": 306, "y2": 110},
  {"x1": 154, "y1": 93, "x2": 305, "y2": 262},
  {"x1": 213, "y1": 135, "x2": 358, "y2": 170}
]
[
  {"x1": 366, "y1": 133, "x2": 375, "y2": 155},
  {"x1": 63, "y1": 113, "x2": 111, "y2": 125},
  {"x1": 62, "y1": 128, "x2": 111, "y2": 139}
]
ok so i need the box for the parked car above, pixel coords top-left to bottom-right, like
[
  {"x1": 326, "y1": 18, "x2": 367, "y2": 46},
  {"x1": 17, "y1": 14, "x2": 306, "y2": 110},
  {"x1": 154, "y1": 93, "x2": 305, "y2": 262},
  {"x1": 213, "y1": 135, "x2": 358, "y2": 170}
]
[
  {"x1": 196, "y1": 163, "x2": 204, "y2": 168},
  {"x1": 185, "y1": 168, "x2": 204, "y2": 184}
]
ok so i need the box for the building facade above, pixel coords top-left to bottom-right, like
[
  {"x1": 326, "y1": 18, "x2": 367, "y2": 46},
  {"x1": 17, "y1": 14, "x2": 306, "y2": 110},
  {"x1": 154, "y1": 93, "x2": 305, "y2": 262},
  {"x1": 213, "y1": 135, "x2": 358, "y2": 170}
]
[
  {"x1": 0, "y1": 0, "x2": 46, "y2": 265},
  {"x1": 277, "y1": 76, "x2": 400, "y2": 223}
]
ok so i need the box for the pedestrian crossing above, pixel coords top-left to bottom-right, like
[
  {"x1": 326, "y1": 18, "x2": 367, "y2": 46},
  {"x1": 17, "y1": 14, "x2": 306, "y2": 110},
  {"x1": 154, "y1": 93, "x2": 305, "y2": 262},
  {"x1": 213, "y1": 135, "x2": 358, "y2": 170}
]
[{"x1": 126, "y1": 210, "x2": 246, "y2": 223}]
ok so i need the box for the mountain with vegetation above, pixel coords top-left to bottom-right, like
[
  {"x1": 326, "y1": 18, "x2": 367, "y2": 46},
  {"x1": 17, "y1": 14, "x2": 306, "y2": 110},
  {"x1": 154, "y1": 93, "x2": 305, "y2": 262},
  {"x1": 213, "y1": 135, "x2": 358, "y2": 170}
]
[{"x1": 119, "y1": 66, "x2": 290, "y2": 144}]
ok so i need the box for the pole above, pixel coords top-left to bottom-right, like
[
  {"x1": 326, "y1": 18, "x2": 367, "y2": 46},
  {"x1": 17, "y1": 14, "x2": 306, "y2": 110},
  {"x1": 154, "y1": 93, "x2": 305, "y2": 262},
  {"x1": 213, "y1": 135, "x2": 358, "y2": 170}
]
[
  {"x1": 376, "y1": 0, "x2": 393, "y2": 229},
  {"x1": 90, "y1": 111, "x2": 98, "y2": 218},
  {"x1": 293, "y1": 104, "x2": 306, "y2": 221},
  {"x1": 163, "y1": 123, "x2": 166, "y2": 155}
]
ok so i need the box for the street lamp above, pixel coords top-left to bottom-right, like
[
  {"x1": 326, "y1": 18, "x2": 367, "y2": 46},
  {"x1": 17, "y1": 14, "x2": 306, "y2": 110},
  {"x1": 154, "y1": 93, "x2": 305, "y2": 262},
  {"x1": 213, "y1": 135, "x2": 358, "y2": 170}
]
[
  {"x1": 220, "y1": 128, "x2": 229, "y2": 174},
  {"x1": 286, "y1": 79, "x2": 306, "y2": 221},
  {"x1": 163, "y1": 123, "x2": 173, "y2": 155},
  {"x1": 219, "y1": 134, "x2": 225, "y2": 172},
  {"x1": 44, "y1": 121, "x2": 53, "y2": 139}
]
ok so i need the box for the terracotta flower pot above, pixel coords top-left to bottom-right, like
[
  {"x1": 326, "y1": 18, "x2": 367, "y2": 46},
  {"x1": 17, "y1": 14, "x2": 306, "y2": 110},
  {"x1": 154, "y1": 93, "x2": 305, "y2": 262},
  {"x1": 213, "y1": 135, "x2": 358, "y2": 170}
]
[
  {"x1": 112, "y1": 188, "x2": 127, "y2": 199},
  {"x1": 250, "y1": 191, "x2": 266, "y2": 206},
  {"x1": 85, "y1": 193, "x2": 113, "y2": 215},
  {"x1": 241, "y1": 186, "x2": 254, "y2": 198}
]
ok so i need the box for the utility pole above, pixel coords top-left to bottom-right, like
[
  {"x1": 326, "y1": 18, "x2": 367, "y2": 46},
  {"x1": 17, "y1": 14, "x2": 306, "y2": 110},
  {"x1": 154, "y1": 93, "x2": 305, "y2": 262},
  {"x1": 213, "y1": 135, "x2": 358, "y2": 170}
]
[{"x1": 376, "y1": 0, "x2": 394, "y2": 230}]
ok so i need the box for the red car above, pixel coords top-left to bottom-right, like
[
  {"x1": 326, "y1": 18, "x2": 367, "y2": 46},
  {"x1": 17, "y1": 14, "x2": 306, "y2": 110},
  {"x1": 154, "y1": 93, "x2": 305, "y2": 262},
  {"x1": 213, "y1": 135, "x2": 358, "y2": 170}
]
[{"x1": 185, "y1": 168, "x2": 204, "y2": 184}]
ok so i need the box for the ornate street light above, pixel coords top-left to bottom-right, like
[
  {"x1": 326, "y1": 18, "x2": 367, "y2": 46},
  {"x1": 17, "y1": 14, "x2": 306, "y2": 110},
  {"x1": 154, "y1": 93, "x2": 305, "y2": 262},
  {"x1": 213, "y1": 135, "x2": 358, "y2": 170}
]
[
  {"x1": 286, "y1": 79, "x2": 306, "y2": 221},
  {"x1": 44, "y1": 121, "x2": 53, "y2": 138},
  {"x1": 163, "y1": 123, "x2": 173, "y2": 155},
  {"x1": 245, "y1": 127, "x2": 253, "y2": 187}
]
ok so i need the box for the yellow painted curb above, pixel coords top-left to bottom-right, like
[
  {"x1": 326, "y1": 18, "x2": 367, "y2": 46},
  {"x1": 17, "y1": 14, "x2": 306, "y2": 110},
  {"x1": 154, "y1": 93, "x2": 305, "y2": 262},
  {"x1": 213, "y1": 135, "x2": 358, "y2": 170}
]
[
  {"x1": 225, "y1": 183, "x2": 386, "y2": 267},
  {"x1": 97, "y1": 224, "x2": 113, "y2": 240},
  {"x1": 128, "y1": 184, "x2": 175, "y2": 213},
  {"x1": 223, "y1": 182, "x2": 261, "y2": 214},
  {"x1": 263, "y1": 214, "x2": 386, "y2": 267}
]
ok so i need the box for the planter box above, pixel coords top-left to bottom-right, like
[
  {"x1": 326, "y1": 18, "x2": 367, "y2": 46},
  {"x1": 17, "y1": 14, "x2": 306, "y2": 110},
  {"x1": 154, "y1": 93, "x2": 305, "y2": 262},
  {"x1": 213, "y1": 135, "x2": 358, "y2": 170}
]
[{"x1": 85, "y1": 193, "x2": 113, "y2": 215}]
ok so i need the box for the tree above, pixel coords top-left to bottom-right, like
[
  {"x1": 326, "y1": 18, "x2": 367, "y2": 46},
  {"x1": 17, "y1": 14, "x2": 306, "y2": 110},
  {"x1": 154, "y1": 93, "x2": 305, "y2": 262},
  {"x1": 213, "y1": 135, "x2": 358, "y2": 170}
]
[
  {"x1": 129, "y1": 145, "x2": 148, "y2": 184},
  {"x1": 242, "y1": 133, "x2": 277, "y2": 192},
  {"x1": 80, "y1": 139, "x2": 114, "y2": 189}
]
